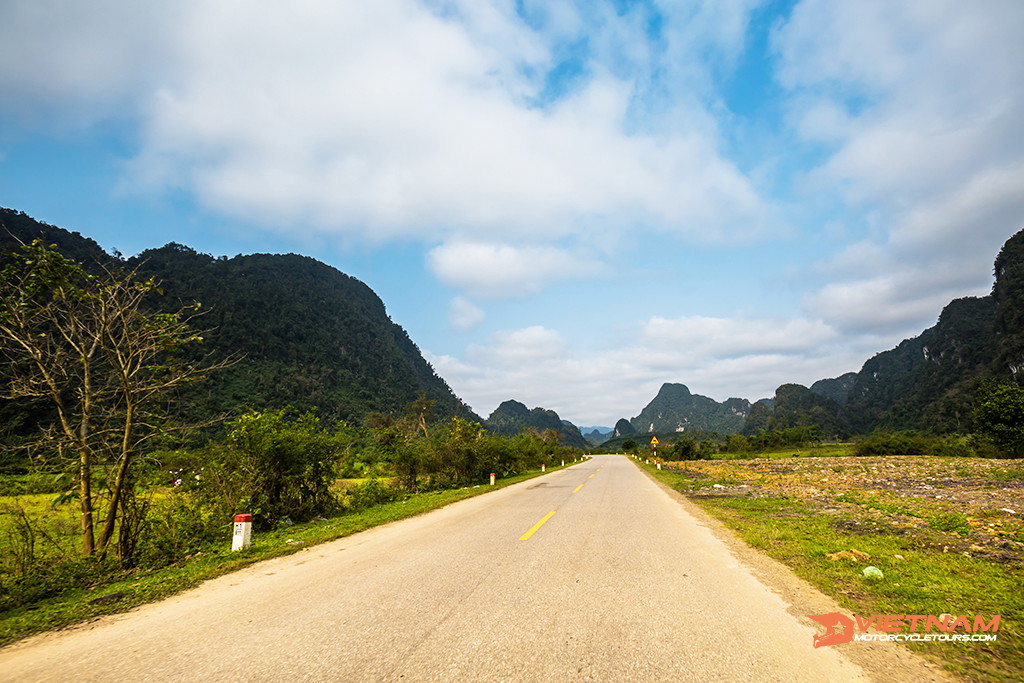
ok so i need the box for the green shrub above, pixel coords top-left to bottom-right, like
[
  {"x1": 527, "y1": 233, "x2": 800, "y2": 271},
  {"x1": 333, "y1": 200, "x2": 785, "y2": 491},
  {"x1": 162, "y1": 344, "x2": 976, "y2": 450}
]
[
  {"x1": 0, "y1": 555, "x2": 117, "y2": 612},
  {"x1": 854, "y1": 431, "x2": 997, "y2": 458},
  {"x1": 854, "y1": 431, "x2": 937, "y2": 456},
  {"x1": 974, "y1": 382, "x2": 1024, "y2": 457},
  {"x1": 342, "y1": 479, "x2": 400, "y2": 512},
  {"x1": 216, "y1": 410, "x2": 348, "y2": 529},
  {"x1": 0, "y1": 472, "x2": 69, "y2": 496},
  {"x1": 139, "y1": 493, "x2": 225, "y2": 566}
]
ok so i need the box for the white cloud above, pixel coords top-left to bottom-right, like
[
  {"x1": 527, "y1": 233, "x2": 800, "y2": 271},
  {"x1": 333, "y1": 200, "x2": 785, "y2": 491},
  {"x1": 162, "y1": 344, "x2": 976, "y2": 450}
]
[
  {"x1": 0, "y1": 0, "x2": 186, "y2": 127},
  {"x1": 428, "y1": 314, "x2": 860, "y2": 426},
  {"x1": 427, "y1": 241, "x2": 604, "y2": 297},
  {"x1": 644, "y1": 315, "x2": 839, "y2": 358},
  {"x1": 6, "y1": 0, "x2": 1022, "y2": 429},
  {"x1": 1, "y1": 0, "x2": 779, "y2": 304},
  {"x1": 95, "y1": 0, "x2": 769, "y2": 250},
  {"x1": 776, "y1": 0, "x2": 1024, "y2": 336},
  {"x1": 448, "y1": 296, "x2": 486, "y2": 331},
  {"x1": 805, "y1": 275, "x2": 964, "y2": 336},
  {"x1": 485, "y1": 326, "x2": 568, "y2": 363}
]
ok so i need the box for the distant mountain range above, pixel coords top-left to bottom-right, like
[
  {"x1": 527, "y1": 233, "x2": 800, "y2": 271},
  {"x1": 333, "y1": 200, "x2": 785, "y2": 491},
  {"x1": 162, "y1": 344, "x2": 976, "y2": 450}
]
[
  {"x1": 4, "y1": 206, "x2": 1021, "y2": 446},
  {"x1": 483, "y1": 400, "x2": 590, "y2": 449},
  {"x1": 579, "y1": 426, "x2": 613, "y2": 446},
  {"x1": 609, "y1": 228, "x2": 1024, "y2": 439}
]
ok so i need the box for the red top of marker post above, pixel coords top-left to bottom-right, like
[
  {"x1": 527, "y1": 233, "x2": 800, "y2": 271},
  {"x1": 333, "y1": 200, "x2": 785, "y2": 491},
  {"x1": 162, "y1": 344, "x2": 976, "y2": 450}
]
[{"x1": 234, "y1": 514, "x2": 253, "y2": 523}]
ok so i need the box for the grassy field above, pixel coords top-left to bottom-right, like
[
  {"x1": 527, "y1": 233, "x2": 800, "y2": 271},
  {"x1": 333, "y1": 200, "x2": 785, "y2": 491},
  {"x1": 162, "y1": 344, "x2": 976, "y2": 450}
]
[
  {"x1": 0, "y1": 464, "x2": 577, "y2": 646},
  {"x1": 641, "y1": 454, "x2": 1024, "y2": 682}
]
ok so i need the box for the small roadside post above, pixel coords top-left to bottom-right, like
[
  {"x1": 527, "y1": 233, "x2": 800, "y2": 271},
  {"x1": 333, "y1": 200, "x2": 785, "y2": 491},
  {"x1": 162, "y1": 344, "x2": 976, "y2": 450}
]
[{"x1": 232, "y1": 513, "x2": 253, "y2": 551}]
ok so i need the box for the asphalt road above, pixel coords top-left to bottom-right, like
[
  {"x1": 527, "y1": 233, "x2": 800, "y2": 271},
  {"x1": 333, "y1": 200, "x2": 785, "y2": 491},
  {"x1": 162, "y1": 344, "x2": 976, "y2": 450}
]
[{"x1": 1, "y1": 454, "x2": 918, "y2": 681}]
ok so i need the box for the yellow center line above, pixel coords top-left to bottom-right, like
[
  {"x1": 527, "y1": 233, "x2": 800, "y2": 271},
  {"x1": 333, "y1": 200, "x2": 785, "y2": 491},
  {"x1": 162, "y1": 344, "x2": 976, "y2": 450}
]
[
  {"x1": 519, "y1": 511, "x2": 556, "y2": 541},
  {"x1": 572, "y1": 483, "x2": 584, "y2": 493},
  {"x1": 588, "y1": 474, "x2": 595, "y2": 479}
]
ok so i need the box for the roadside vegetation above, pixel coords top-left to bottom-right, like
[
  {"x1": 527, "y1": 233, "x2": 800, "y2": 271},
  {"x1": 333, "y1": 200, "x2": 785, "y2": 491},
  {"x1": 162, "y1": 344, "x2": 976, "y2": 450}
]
[
  {"x1": 0, "y1": 404, "x2": 581, "y2": 645},
  {"x1": 619, "y1": 426, "x2": 1010, "y2": 462},
  {"x1": 0, "y1": 240, "x2": 584, "y2": 645},
  {"x1": 637, "y1": 453, "x2": 1024, "y2": 682},
  {"x1": 0, "y1": 407, "x2": 582, "y2": 644},
  {"x1": 0, "y1": 460, "x2": 576, "y2": 646}
]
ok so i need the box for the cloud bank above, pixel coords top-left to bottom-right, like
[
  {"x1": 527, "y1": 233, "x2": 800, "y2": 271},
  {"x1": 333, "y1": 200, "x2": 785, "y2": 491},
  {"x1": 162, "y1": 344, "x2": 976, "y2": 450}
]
[{"x1": 2, "y1": 0, "x2": 1022, "y2": 424}]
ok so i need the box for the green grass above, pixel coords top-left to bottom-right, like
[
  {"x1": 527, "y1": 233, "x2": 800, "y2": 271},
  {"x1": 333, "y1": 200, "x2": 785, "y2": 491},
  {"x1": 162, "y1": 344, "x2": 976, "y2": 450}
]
[
  {"x1": 0, "y1": 464, "x2": 575, "y2": 646},
  {"x1": 834, "y1": 491, "x2": 923, "y2": 518},
  {"x1": 641, "y1": 459, "x2": 1023, "y2": 682}
]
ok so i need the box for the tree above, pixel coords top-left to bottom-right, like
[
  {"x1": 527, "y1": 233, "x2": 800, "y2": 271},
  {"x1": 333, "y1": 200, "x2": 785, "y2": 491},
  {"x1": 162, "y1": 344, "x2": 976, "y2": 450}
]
[
  {"x1": 974, "y1": 382, "x2": 1024, "y2": 457},
  {"x1": 673, "y1": 439, "x2": 699, "y2": 461},
  {"x1": 0, "y1": 239, "x2": 220, "y2": 558}
]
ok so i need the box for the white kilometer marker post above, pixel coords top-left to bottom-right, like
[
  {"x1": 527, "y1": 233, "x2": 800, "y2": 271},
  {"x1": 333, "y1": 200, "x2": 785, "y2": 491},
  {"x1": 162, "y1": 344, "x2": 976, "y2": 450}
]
[
  {"x1": 232, "y1": 513, "x2": 252, "y2": 551},
  {"x1": 490, "y1": 472, "x2": 495, "y2": 485},
  {"x1": 542, "y1": 464, "x2": 546, "y2": 472}
]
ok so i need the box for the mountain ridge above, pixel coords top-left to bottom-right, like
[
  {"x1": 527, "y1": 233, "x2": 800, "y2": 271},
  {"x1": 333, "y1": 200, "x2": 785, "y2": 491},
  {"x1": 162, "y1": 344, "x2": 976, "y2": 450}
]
[
  {"x1": 630, "y1": 383, "x2": 750, "y2": 435},
  {"x1": 483, "y1": 399, "x2": 590, "y2": 449},
  {"x1": 612, "y1": 228, "x2": 1023, "y2": 438},
  {"x1": 0, "y1": 208, "x2": 478, "y2": 430}
]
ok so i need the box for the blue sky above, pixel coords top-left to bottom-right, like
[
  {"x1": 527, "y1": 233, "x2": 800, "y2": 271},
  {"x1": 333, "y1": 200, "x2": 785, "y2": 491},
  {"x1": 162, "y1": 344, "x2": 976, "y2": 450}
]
[{"x1": 2, "y1": 0, "x2": 1023, "y2": 427}]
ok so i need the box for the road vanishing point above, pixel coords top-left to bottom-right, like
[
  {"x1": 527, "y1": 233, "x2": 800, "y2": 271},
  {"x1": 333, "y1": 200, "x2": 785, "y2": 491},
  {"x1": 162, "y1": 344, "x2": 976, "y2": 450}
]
[{"x1": 0, "y1": 454, "x2": 948, "y2": 682}]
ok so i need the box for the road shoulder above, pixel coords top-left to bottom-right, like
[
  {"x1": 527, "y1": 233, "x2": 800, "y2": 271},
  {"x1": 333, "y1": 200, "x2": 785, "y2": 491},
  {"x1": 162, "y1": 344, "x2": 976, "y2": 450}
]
[{"x1": 634, "y1": 459, "x2": 956, "y2": 683}]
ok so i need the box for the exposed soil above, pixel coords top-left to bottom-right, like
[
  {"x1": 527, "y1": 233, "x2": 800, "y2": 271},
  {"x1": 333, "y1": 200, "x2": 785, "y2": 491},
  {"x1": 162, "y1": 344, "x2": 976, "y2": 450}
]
[{"x1": 663, "y1": 456, "x2": 1024, "y2": 564}]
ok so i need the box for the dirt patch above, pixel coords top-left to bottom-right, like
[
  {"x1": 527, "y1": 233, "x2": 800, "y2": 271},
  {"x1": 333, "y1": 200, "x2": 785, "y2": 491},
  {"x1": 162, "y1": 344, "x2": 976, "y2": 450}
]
[{"x1": 662, "y1": 456, "x2": 1024, "y2": 564}]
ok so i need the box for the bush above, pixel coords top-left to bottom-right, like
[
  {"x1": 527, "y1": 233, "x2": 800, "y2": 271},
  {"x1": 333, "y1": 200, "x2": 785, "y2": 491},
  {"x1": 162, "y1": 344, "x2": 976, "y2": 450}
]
[
  {"x1": 138, "y1": 492, "x2": 225, "y2": 566},
  {"x1": 0, "y1": 472, "x2": 69, "y2": 496},
  {"x1": 342, "y1": 479, "x2": 401, "y2": 512},
  {"x1": 730, "y1": 426, "x2": 824, "y2": 453},
  {"x1": 974, "y1": 382, "x2": 1024, "y2": 457},
  {"x1": 854, "y1": 432, "x2": 934, "y2": 456},
  {"x1": 670, "y1": 438, "x2": 715, "y2": 461},
  {"x1": 221, "y1": 410, "x2": 350, "y2": 528},
  {"x1": 672, "y1": 439, "x2": 701, "y2": 461},
  {"x1": 0, "y1": 555, "x2": 118, "y2": 612},
  {"x1": 854, "y1": 432, "x2": 996, "y2": 458}
]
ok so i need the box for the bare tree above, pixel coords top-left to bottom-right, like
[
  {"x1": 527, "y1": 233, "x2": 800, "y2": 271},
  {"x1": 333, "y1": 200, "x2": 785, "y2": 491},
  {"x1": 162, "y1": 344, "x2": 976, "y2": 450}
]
[{"x1": 0, "y1": 239, "x2": 223, "y2": 558}]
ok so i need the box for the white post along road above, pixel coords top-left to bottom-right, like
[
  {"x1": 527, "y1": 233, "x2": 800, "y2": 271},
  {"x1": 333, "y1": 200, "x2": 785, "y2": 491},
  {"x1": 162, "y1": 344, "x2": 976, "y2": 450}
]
[{"x1": 0, "y1": 454, "x2": 945, "y2": 681}]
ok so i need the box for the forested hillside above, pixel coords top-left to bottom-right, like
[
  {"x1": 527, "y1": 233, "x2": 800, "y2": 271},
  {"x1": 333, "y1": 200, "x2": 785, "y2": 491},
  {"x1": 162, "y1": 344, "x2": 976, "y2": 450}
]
[
  {"x1": 756, "y1": 228, "x2": 1024, "y2": 436},
  {"x1": 0, "y1": 208, "x2": 478, "y2": 439},
  {"x1": 129, "y1": 243, "x2": 477, "y2": 426},
  {"x1": 838, "y1": 295, "x2": 997, "y2": 433},
  {"x1": 615, "y1": 230, "x2": 1024, "y2": 442},
  {"x1": 0, "y1": 208, "x2": 109, "y2": 267},
  {"x1": 630, "y1": 383, "x2": 750, "y2": 435},
  {"x1": 743, "y1": 383, "x2": 848, "y2": 438},
  {"x1": 6, "y1": 207, "x2": 1022, "y2": 447}
]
